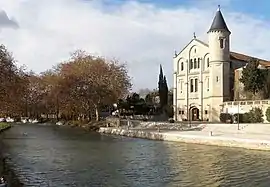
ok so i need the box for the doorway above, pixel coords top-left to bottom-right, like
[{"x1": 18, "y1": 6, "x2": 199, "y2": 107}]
[{"x1": 190, "y1": 107, "x2": 199, "y2": 121}]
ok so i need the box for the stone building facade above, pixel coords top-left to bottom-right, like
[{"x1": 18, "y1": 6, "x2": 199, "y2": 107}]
[{"x1": 173, "y1": 7, "x2": 270, "y2": 122}]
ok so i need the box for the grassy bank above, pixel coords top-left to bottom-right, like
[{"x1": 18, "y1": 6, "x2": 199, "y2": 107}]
[{"x1": 0, "y1": 123, "x2": 11, "y2": 132}]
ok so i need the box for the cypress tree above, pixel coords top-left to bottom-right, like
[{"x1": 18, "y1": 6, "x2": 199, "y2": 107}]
[
  {"x1": 158, "y1": 65, "x2": 164, "y2": 108},
  {"x1": 158, "y1": 65, "x2": 168, "y2": 109},
  {"x1": 163, "y1": 75, "x2": 168, "y2": 106}
]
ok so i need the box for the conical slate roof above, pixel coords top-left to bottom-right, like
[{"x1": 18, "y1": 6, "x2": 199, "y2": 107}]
[{"x1": 208, "y1": 7, "x2": 230, "y2": 33}]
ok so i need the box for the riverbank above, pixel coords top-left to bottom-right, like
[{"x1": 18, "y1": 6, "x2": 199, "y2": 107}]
[
  {"x1": 0, "y1": 123, "x2": 11, "y2": 132},
  {"x1": 0, "y1": 123, "x2": 22, "y2": 186},
  {"x1": 99, "y1": 123, "x2": 270, "y2": 151}
]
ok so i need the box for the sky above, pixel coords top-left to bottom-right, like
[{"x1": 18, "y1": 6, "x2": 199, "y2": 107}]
[{"x1": 0, "y1": 0, "x2": 270, "y2": 91}]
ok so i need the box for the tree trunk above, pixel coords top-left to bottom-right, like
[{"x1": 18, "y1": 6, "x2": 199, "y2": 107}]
[{"x1": 94, "y1": 104, "x2": 99, "y2": 121}]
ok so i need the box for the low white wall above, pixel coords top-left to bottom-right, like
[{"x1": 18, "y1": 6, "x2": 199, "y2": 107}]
[{"x1": 99, "y1": 127, "x2": 270, "y2": 151}]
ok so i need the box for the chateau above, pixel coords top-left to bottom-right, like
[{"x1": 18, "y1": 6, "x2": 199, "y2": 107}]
[{"x1": 173, "y1": 7, "x2": 270, "y2": 122}]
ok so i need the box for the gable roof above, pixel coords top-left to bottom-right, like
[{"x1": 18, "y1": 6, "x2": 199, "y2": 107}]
[
  {"x1": 176, "y1": 38, "x2": 270, "y2": 67},
  {"x1": 230, "y1": 52, "x2": 270, "y2": 67},
  {"x1": 175, "y1": 38, "x2": 208, "y2": 57}
]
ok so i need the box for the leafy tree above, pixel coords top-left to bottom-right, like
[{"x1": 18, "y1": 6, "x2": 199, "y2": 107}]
[
  {"x1": 0, "y1": 46, "x2": 132, "y2": 122},
  {"x1": 261, "y1": 69, "x2": 270, "y2": 99},
  {"x1": 239, "y1": 58, "x2": 265, "y2": 95},
  {"x1": 265, "y1": 107, "x2": 270, "y2": 122}
]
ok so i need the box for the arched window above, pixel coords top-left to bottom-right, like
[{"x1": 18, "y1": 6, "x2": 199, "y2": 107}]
[
  {"x1": 207, "y1": 58, "x2": 210, "y2": 68},
  {"x1": 220, "y1": 38, "x2": 225, "y2": 49},
  {"x1": 198, "y1": 58, "x2": 200, "y2": 68},
  {"x1": 194, "y1": 58, "x2": 197, "y2": 69},
  {"x1": 181, "y1": 62, "x2": 184, "y2": 71},
  {"x1": 190, "y1": 59, "x2": 193, "y2": 70},
  {"x1": 190, "y1": 79, "x2": 194, "y2": 92},
  {"x1": 195, "y1": 78, "x2": 198, "y2": 92}
]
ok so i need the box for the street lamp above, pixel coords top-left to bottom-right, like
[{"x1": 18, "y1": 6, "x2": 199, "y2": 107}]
[
  {"x1": 185, "y1": 104, "x2": 192, "y2": 127},
  {"x1": 237, "y1": 101, "x2": 240, "y2": 130}
]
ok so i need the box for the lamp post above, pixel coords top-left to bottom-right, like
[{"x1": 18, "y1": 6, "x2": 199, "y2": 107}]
[
  {"x1": 174, "y1": 72, "x2": 178, "y2": 121},
  {"x1": 237, "y1": 100, "x2": 240, "y2": 130},
  {"x1": 186, "y1": 59, "x2": 190, "y2": 127},
  {"x1": 185, "y1": 104, "x2": 191, "y2": 127}
]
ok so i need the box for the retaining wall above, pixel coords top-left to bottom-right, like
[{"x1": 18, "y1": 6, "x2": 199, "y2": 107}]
[{"x1": 99, "y1": 127, "x2": 270, "y2": 151}]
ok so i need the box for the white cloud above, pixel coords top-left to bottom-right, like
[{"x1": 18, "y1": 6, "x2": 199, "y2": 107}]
[{"x1": 0, "y1": 0, "x2": 269, "y2": 91}]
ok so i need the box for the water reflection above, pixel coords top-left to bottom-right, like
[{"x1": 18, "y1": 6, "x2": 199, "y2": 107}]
[
  {"x1": 163, "y1": 142, "x2": 270, "y2": 187},
  {"x1": 1, "y1": 124, "x2": 270, "y2": 186}
]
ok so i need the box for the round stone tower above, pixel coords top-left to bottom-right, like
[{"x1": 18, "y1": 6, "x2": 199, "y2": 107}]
[{"x1": 208, "y1": 6, "x2": 231, "y2": 121}]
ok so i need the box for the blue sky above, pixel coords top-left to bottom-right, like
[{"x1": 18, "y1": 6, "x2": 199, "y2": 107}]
[
  {"x1": 103, "y1": 0, "x2": 270, "y2": 19},
  {"x1": 1, "y1": 0, "x2": 270, "y2": 90}
]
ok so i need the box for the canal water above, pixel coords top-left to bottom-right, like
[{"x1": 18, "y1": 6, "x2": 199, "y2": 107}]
[{"x1": 0, "y1": 124, "x2": 270, "y2": 187}]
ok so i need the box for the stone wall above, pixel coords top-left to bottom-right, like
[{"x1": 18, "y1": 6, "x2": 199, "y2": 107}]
[
  {"x1": 99, "y1": 127, "x2": 270, "y2": 151},
  {"x1": 119, "y1": 120, "x2": 194, "y2": 131},
  {"x1": 99, "y1": 127, "x2": 164, "y2": 140},
  {"x1": 223, "y1": 99, "x2": 270, "y2": 122}
]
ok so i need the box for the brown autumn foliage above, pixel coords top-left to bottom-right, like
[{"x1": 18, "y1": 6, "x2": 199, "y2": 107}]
[{"x1": 0, "y1": 47, "x2": 131, "y2": 121}]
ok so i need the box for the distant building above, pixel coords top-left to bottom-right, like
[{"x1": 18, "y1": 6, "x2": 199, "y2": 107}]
[{"x1": 173, "y1": 6, "x2": 270, "y2": 122}]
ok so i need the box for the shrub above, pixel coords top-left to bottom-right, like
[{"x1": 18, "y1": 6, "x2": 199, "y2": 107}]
[
  {"x1": 233, "y1": 113, "x2": 245, "y2": 123},
  {"x1": 265, "y1": 107, "x2": 270, "y2": 122},
  {"x1": 168, "y1": 118, "x2": 175, "y2": 123},
  {"x1": 248, "y1": 107, "x2": 264, "y2": 123},
  {"x1": 165, "y1": 105, "x2": 174, "y2": 118},
  {"x1": 242, "y1": 113, "x2": 251, "y2": 123},
  {"x1": 220, "y1": 113, "x2": 232, "y2": 123}
]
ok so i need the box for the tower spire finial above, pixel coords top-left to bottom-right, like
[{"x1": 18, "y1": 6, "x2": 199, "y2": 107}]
[{"x1": 218, "y1": 5, "x2": 220, "y2": 11}]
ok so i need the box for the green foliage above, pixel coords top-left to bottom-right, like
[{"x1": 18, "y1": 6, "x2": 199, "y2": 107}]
[
  {"x1": 164, "y1": 105, "x2": 174, "y2": 118},
  {"x1": 245, "y1": 107, "x2": 264, "y2": 123},
  {"x1": 261, "y1": 70, "x2": 270, "y2": 99},
  {"x1": 233, "y1": 113, "x2": 244, "y2": 123},
  {"x1": 0, "y1": 122, "x2": 11, "y2": 130},
  {"x1": 241, "y1": 113, "x2": 250, "y2": 123},
  {"x1": 265, "y1": 107, "x2": 270, "y2": 122},
  {"x1": 239, "y1": 58, "x2": 265, "y2": 95},
  {"x1": 158, "y1": 65, "x2": 168, "y2": 109},
  {"x1": 117, "y1": 93, "x2": 154, "y2": 115},
  {"x1": 220, "y1": 113, "x2": 232, "y2": 123}
]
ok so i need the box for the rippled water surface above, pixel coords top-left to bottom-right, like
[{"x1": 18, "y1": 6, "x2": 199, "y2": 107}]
[{"x1": 1, "y1": 124, "x2": 270, "y2": 186}]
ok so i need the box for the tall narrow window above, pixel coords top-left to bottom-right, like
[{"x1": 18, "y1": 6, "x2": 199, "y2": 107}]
[
  {"x1": 207, "y1": 58, "x2": 210, "y2": 67},
  {"x1": 190, "y1": 59, "x2": 193, "y2": 69},
  {"x1": 194, "y1": 58, "x2": 197, "y2": 69},
  {"x1": 195, "y1": 78, "x2": 198, "y2": 92},
  {"x1": 190, "y1": 79, "x2": 194, "y2": 92},
  {"x1": 198, "y1": 58, "x2": 200, "y2": 68},
  {"x1": 207, "y1": 77, "x2": 209, "y2": 91},
  {"x1": 220, "y1": 38, "x2": 224, "y2": 49},
  {"x1": 181, "y1": 62, "x2": 184, "y2": 71},
  {"x1": 180, "y1": 81, "x2": 183, "y2": 92}
]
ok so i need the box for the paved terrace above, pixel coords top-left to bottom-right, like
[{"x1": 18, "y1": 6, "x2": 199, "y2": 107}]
[{"x1": 102, "y1": 122, "x2": 270, "y2": 150}]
